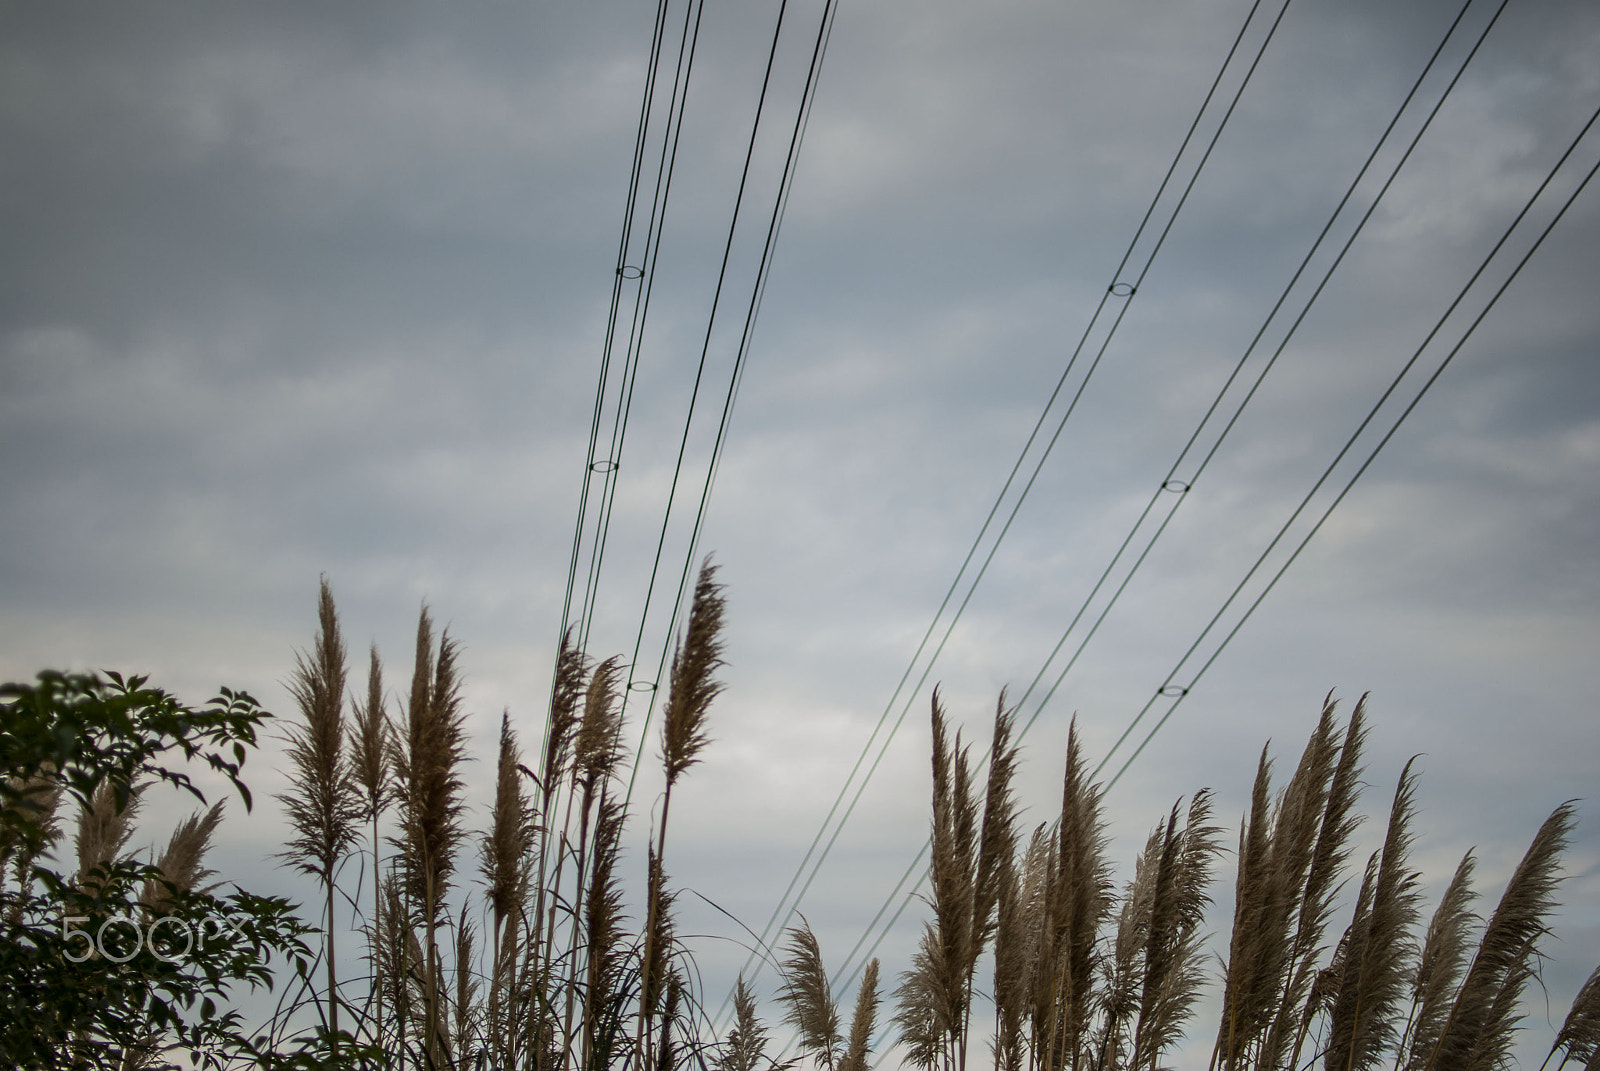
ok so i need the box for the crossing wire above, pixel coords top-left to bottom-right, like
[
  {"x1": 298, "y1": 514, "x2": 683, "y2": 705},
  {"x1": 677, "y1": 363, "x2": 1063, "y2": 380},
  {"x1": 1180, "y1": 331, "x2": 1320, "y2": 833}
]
[
  {"x1": 717, "y1": 0, "x2": 1294, "y2": 1023},
  {"x1": 558, "y1": 0, "x2": 707, "y2": 671},
  {"x1": 599, "y1": 0, "x2": 847, "y2": 802},
  {"x1": 1008, "y1": 0, "x2": 1500, "y2": 749},
  {"x1": 623, "y1": 0, "x2": 844, "y2": 802},
  {"x1": 825, "y1": 89, "x2": 1600, "y2": 1017}
]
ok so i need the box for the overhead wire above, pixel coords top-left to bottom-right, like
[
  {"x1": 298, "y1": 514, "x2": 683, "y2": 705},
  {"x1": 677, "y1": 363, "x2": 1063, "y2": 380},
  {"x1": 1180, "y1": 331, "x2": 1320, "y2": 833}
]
[
  {"x1": 1100, "y1": 99, "x2": 1600, "y2": 790},
  {"x1": 1008, "y1": 0, "x2": 1500, "y2": 748},
  {"x1": 625, "y1": 0, "x2": 844, "y2": 803},
  {"x1": 606, "y1": 0, "x2": 808, "y2": 797},
  {"x1": 826, "y1": 36, "x2": 1600, "y2": 1015},
  {"x1": 558, "y1": 0, "x2": 709, "y2": 677},
  {"x1": 717, "y1": 0, "x2": 1295, "y2": 1021}
]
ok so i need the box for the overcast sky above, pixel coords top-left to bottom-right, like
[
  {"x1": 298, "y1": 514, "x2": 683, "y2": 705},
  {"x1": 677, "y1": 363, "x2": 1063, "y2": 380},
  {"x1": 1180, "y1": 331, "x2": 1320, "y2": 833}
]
[{"x1": 3, "y1": 0, "x2": 1597, "y2": 1066}]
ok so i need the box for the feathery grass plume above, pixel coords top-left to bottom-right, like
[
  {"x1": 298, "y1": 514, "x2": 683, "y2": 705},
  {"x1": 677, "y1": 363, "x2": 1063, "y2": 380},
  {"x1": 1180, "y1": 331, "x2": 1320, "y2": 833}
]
[
  {"x1": 576, "y1": 655, "x2": 627, "y2": 792},
  {"x1": 75, "y1": 774, "x2": 144, "y2": 892},
  {"x1": 582, "y1": 794, "x2": 630, "y2": 1071},
  {"x1": 1099, "y1": 821, "x2": 1159, "y2": 1071},
  {"x1": 348, "y1": 643, "x2": 391, "y2": 1046},
  {"x1": 1214, "y1": 705, "x2": 1347, "y2": 1071},
  {"x1": 542, "y1": 626, "x2": 589, "y2": 797},
  {"x1": 895, "y1": 920, "x2": 956, "y2": 1071},
  {"x1": 779, "y1": 919, "x2": 843, "y2": 1071},
  {"x1": 350, "y1": 644, "x2": 391, "y2": 824},
  {"x1": 1427, "y1": 802, "x2": 1577, "y2": 1070},
  {"x1": 640, "y1": 561, "x2": 726, "y2": 1064},
  {"x1": 277, "y1": 577, "x2": 361, "y2": 1042},
  {"x1": 1401, "y1": 851, "x2": 1477, "y2": 1070},
  {"x1": 1130, "y1": 790, "x2": 1221, "y2": 1071},
  {"x1": 718, "y1": 975, "x2": 778, "y2": 1071},
  {"x1": 1323, "y1": 760, "x2": 1422, "y2": 1071},
  {"x1": 971, "y1": 697, "x2": 1021, "y2": 988},
  {"x1": 1547, "y1": 964, "x2": 1600, "y2": 1069},
  {"x1": 140, "y1": 800, "x2": 224, "y2": 911},
  {"x1": 639, "y1": 847, "x2": 681, "y2": 1045},
  {"x1": 1213, "y1": 744, "x2": 1277, "y2": 1071},
  {"x1": 563, "y1": 654, "x2": 626, "y2": 1051},
  {"x1": 392, "y1": 607, "x2": 472, "y2": 1065},
  {"x1": 918, "y1": 689, "x2": 981, "y2": 1071},
  {"x1": 453, "y1": 902, "x2": 482, "y2": 1065},
  {"x1": 481, "y1": 710, "x2": 534, "y2": 1063},
  {"x1": 841, "y1": 959, "x2": 882, "y2": 1071},
  {"x1": 2, "y1": 767, "x2": 62, "y2": 909},
  {"x1": 1269, "y1": 697, "x2": 1368, "y2": 1067},
  {"x1": 480, "y1": 710, "x2": 534, "y2": 920},
  {"x1": 990, "y1": 849, "x2": 1027, "y2": 1071},
  {"x1": 661, "y1": 560, "x2": 725, "y2": 788},
  {"x1": 657, "y1": 970, "x2": 684, "y2": 1071},
  {"x1": 531, "y1": 626, "x2": 588, "y2": 1037},
  {"x1": 1037, "y1": 716, "x2": 1112, "y2": 1071},
  {"x1": 1249, "y1": 704, "x2": 1344, "y2": 1071}
]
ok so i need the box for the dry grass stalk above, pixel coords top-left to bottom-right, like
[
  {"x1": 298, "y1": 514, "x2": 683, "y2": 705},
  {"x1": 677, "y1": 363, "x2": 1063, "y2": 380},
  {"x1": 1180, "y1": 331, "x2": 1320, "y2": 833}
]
[
  {"x1": 141, "y1": 800, "x2": 224, "y2": 911},
  {"x1": 991, "y1": 850, "x2": 1027, "y2": 1071},
  {"x1": 277, "y1": 577, "x2": 361, "y2": 1040},
  {"x1": 1214, "y1": 704, "x2": 1355, "y2": 1071},
  {"x1": 482, "y1": 710, "x2": 534, "y2": 1064},
  {"x1": 1547, "y1": 964, "x2": 1600, "y2": 1069},
  {"x1": 717, "y1": 975, "x2": 777, "y2": 1071},
  {"x1": 1037, "y1": 717, "x2": 1113, "y2": 1071},
  {"x1": 661, "y1": 561, "x2": 725, "y2": 788},
  {"x1": 641, "y1": 561, "x2": 727, "y2": 1064},
  {"x1": 348, "y1": 644, "x2": 391, "y2": 1045},
  {"x1": 895, "y1": 920, "x2": 955, "y2": 1071},
  {"x1": 75, "y1": 775, "x2": 144, "y2": 892},
  {"x1": 1270, "y1": 697, "x2": 1368, "y2": 1067},
  {"x1": 841, "y1": 959, "x2": 882, "y2": 1071},
  {"x1": 780, "y1": 919, "x2": 843, "y2": 1071},
  {"x1": 1129, "y1": 791, "x2": 1220, "y2": 1070},
  {"x1": 1426, "y1": 802, "x2": 1577, "y2": 1070},
  {"x1": 1322, "y1": 760, "x2": 1421, "y2": 1071},
  {"x1": 582, "y1": 794, "x2": 629, "y2": 1071},
  {"x1": 392, "y1": 606, "x2": 471, "y2": 1064},
  {"x1": 453, "y1": 902, "x2": 482, "y2": 1063},
  {"x1": 1, "y1": 766, "x2": 63, "y2": 895},
  {"x1": 1401, "y1": 851, "x2": 1477, "y2": 1070}
]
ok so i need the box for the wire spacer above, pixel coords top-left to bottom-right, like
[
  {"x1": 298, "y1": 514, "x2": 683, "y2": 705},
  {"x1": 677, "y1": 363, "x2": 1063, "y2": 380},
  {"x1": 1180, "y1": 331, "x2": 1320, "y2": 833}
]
[
  {"x1": 1161, "y1": 479, "x2": 1190, "y2": 494},
  {"x1": 628, "y1": 679, "x2": 657, "y2": 693},
  {"x1": 1158, "y1": 684, "x2": 1188, "y2": 698},
  {"x1": 617, "y1": 265, "x2": 643, "y2": 280},
  {"x1": 1109, "y1": 282, "x2": 1136, "y2": 297},
  {"x1": 590, "y1": 459, "x2": 618, "y2": 473}
]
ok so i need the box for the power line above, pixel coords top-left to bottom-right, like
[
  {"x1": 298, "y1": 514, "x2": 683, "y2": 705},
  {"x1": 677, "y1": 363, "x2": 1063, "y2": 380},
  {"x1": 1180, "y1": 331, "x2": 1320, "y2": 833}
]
[
  {"x1": 1101, "y1": 101, "x2": 1600, "y2": 789},
  {"x1": 825, "y1": 85, "x2": 1600, "y2": 1013},
  {"x1": 718, "y1": 0, "x2": 1295, "y2": 1020},
  {"x1": 627, "y1": 0, "x2": 844, "y2": 797},
  {"x1": 1008, "y1": 0, "x2": 1502, "y2": 749}
]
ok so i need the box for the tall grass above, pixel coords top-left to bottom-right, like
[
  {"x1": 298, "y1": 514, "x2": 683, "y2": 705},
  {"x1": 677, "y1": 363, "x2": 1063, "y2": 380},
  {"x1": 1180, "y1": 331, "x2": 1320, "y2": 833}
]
[{"x1": 41, "y1": 572, "x2": 1594, "y2": 1070}]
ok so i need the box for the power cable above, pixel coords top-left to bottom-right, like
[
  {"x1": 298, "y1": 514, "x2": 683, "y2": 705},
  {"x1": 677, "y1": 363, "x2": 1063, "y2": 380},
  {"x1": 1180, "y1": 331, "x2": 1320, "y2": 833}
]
[
  {"x1": 570, "y1": 0, "x2": 710, "y2": 664},
  {"x1": 1100, "y1": 101, "x2": 1600, "y2": 789},
  {"x1": 1007, "y1": 0, "x2": 1500, "y2": 747},
  {"x1": 825, "y1": 87, "x2": 1600, "y2": 1014},
  {"x1": 719, "y1": 0, "x2": 1294, "y2": 1020},
  {"x1": 626, "y1": 0, "x2": 845, "y2": 802},
  {"x1": 608, "y1": 0, "x2": 803, "y2": 793}
]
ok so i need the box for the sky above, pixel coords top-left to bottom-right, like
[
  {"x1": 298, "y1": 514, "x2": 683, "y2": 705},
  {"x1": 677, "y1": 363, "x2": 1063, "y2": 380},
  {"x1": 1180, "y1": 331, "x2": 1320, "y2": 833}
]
[{"x1": 2, "y1": 0, "x2": 1597, "y2": 1066}]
